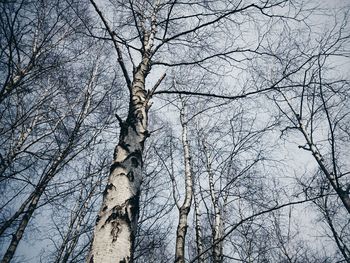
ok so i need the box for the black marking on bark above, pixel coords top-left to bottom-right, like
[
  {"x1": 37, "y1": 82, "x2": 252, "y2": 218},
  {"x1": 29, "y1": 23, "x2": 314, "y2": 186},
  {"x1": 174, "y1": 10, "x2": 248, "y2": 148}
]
[
  {"x1": 111, "y1": 221, "x2": 121, "y2": 242},
  {"x1": 103, "y1": 183, "x2": 115, "y2": 197},
  {"x1": 113, "y1": 145, "x2": 126, "y2": 160},
  {"x1": 106, "y1": 210, "x2": 119, "y2": 223},
  {"x1": 131, "y1": 157, "x2": 139, "y2": 168},
  {"x1": 120, "y1": 120, "x2": 130, "y2": 137},
  {"x1": 127, "y1": 171, "x2": 134, "y2": 182},
  {"x1": 125, "y1": 150, "x2": 142, "y2": 162},
  {"x1": 119, "y1": 141, "x2": 130, "y2": 152},
  {"x1": 107, "y1": 204, "x2": 131, "y2": 224},
  {"x1": 95, "y1": 215, "x2": 100, "y2": 224},
  {"x1": 89, "y1": 255, "x2": 94, "y2": 263},
  {"x1": 128, "y1": 195, "x2": 140, "y2": 223},
  {"x1": 143, "y1": 130, "x2": 150, "y2": 138},
  {"x1": 129, "y1": 194, "x2": 140, "y2": 262},
  {"x1": 136, "y1": 88, "x2": 146, "y2": 97},
  {"x1": 132, "y1": 97, "x2": 140, "y2": 108},
  {"x1": 110, "y1": 162, "x2": 125, "y2": 174},
  {"x1": 135, "y1": 149, "x2": 142, "y2": 159},
  {"x1": 122, "y1": 150, "x2": 143, "y2": 169},
  {"x1": 136, "y1": 110, "x2": 144, "y2": 121},
  {"x1": 102, "y1": 205, "x2": 108, "y2": 211},
  {"x1": 129, "y1": 121, "x2": 139, "y2": 135}
]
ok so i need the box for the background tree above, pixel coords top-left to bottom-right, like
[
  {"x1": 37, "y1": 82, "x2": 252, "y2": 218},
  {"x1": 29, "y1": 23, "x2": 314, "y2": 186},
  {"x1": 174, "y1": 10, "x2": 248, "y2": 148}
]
[
  {"x1": 256, "y1": 7, "x2": 350, "y2": 260},
  {"x1": 0, "y1": 0, "x2": 121, "y2": 262}
]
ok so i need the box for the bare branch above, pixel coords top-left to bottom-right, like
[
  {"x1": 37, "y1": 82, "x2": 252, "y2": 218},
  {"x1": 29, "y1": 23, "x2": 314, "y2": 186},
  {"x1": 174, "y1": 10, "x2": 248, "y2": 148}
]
[{"x1": 89, "y1": 0, "x2": 132, "y2": 89}]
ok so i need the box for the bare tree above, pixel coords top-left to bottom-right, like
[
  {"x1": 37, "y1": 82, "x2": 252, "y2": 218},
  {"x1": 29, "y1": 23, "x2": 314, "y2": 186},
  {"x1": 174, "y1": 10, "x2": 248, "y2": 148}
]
[
  {"x1": 0, "y1": 1, "x2": 121, "y2": 262},
  {"x1": 172, "y1": 98, "x2": 194, "y2": 263},
  {"x1": 87, "y1": 0, "x2": 307, "y2": 261},
  {"x1": 256, "y1": 7, "x2": 350, "y2": 260},
  {"x1": 2, "y1": 0, "x2": 350, "y2": 262}
]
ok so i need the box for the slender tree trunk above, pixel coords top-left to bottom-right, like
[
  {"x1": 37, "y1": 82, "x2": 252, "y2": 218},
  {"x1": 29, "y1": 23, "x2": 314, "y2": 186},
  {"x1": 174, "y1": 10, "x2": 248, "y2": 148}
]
[
  {"x1": 55, "y1": 184, "x2": 96, "y2": 263},
  {"x1": 299, "y1": 123, "x2": 350, "y2": 214},
  {"x1": 1, "y1": 193, "x2": 41, "y2": 263},
  {"x1": 0, "y1": 112, "x2": 40, "y2": 179},
  {"x1": 0, "y1": 191, "x2": 36, "y2": 237},
  {"x1": 280, "y1": 92, "x2": 350, "y2": 214},
  {"x1": 175, "y1": 102, "x2": 193, "y2": 263},
  {"x1": 1, "y1": 153, "x2": 72, "y2": 263},
  {"x1": 1, "y1": 83, "x2": 94, "y2": 263},
  {"x1": 323, "y1": 196, "x2": 350, "y2": 261},
  {"x1": 203, "y1": 142, "x2": 223, "y2": 263},
  {"x1": 212, "y1": 210, "x2": 223, "y2": 263},
  {"x1": 193, "y1": 188, "x2": 203, "y2": 263}
]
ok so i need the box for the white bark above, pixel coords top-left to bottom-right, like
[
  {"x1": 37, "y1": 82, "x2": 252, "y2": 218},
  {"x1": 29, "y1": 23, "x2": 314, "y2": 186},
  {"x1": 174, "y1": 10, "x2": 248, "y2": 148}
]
[
  {"x1": 87, "y1": 3, "x2": 159, "y2": 261},
  {"x1": 88, "y1": 71, "x2": 149, "y2": 263},
  {"x1": 203, "y1": 142, "x2": 223, "y2": 263},
  {"x1": 175, "y1": 102, "x2": 193, "y2": 263},
  {"x1": 193, "y1": 188, "x2": 204, "y2": 263}
]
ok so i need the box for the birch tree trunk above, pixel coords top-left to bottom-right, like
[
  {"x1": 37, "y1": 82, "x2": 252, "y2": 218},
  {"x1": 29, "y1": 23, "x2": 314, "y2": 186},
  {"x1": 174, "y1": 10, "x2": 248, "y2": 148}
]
[
  {"x1": 193, "y1": 186, "x2": 204, "y2": 263},
  {"x1": 54, "y1": 179, "x2": 98, "y2": 263},
  {"x1": 1, "y1": 191, "x2": 43, "y2": 263},
  {"x1": 0, "y1": 57, "x2": 98, "y2": 261},
  {"x1": 1, "y1": 89, "x2": 94, "y2": 263},
  {"x1": 203, "y1": 142, "x2": 224, "y2": 263},
  {"x1": 87, "y1": 2, "x2": 159, "y2": 262},
  {"x1": 175, "y1": 101, "x2": 193, "y2": 263},
  {"x1": 87, "y1": 74, "x2": 149, "y2": 263},
  {"x1": 278, "y1": 91, "x2": 350, "y2": 214},
  {"x1": 1, "y1": 153, "x2": 79, "y2": 263}
]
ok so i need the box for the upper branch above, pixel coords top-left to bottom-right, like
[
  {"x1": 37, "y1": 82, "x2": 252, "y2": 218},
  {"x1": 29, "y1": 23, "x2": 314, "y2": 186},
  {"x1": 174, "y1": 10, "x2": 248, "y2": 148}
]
[
  {"x1": 153, "y1": 0, "x2": 289, "y2": 54},
  {"x1": 89, "y1": 0, "x2": 132, "y2": 89},
  {"x1": 154, "y1": 83, "x2": 314, "y2": 100}
]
